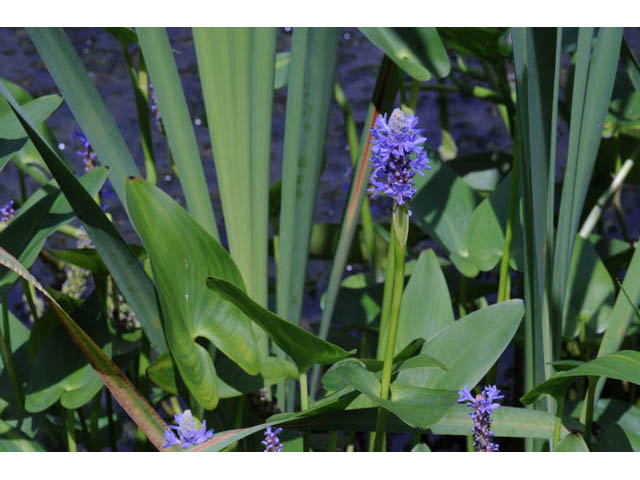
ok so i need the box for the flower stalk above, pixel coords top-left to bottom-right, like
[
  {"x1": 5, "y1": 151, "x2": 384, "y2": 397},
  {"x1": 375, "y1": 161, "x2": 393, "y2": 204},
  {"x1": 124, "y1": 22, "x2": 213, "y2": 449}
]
[{"x1": 373, "y1": 205, "x2": 409, "y2": 451}]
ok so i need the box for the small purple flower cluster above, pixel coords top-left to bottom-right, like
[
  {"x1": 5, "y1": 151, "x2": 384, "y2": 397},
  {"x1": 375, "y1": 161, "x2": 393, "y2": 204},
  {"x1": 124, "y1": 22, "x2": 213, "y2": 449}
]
[
  {"x1": 71, "y1": 129, "x2": 98, "y2": 172},
  {"x1": 368, "y1": 108, "x2": 430, "y2": 207},
  {"x1": 0, "y1": 200, "x2": 16, "y2": 226},
  {"x1": 262, "y1": 426, "x2": 283, "y2": 452},
  {"x1": 458, "y1": 385, "x2": 503, "y2": 452},
  {"x1": 162, "y1": 410, "x2": 214, "y2": 449}
]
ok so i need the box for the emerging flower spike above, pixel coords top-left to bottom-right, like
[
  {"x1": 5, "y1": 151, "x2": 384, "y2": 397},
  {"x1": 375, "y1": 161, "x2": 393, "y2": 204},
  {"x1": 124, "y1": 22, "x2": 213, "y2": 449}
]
[
  {"x1": 0, "y1": 200, "x2": 16, "y2": 231},
  {"x1": 71, "y1": 129, "x2": 98, "y2": 172},
  {"x1": 262, "y1": 426, "x2": 283, "y2": 452},
  {"x1": 458, "y1": 385, "x2": 504, "y2": 452},
  {"x1": 61, "y1": 228, "x2": 92, "y2": 300},
  {"x1": 368, "y1": 108, "x2": 430, "y2": 207},
  {"x1": 162, "y1": 409, "x2": 214, "y2": 449}
]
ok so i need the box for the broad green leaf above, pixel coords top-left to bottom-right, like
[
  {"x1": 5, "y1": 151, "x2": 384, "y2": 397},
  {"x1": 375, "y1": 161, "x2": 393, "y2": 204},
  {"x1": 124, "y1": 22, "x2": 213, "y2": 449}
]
[
  {"x1": 103, "y1": 27, "x2": 138, "y2": 46},
  {"x1": 193, "y1": 402, "x2": 563, "y2": 452},
  {"x1": 522, "y1": 350, "x2": 640, "y2": 404},
  {"x1": 126, "y1": 178, "x2": 261, "y2": 409},
  {"x1": 447, "y1": 151, "x2": 512, "y2": 193},
  {"x1": 466, "y1": 172, "x2": 524, "y2": 272},
  {"x1": 205, "y1": 276, "x2": 352, "y2": 373},
  {"x1": 412, "y1": 153, "x2": 480, "y2": 277},
  {"x1": 0, "y1": 246, "x2": 171, "y2": 451},
  {"x1": 146, "y1": 350, "x2": 297, "y2": 399},
  {"x1": 46, "y1": 244, "x2": 147, "y2": 274},
  {"x1": 438, "y1": 28, "x2": 507, "y2": 61},
  {"x1": 359, "y1": 28, "x2": 451, "y2": 80},
  {"x1": 396, "y1": 300, "x2": 524, "y2": 389},
  {"x1": 27, "y1": 28, "x2": 141, "y2": 204},
  {"x1": 395, "y1": 249, "x2": 455, "y2": 353},
  {"x1": 553, "y1": 433, "x2": 589, "y2": 452},
  {"x1": 276, "y1": 28, "x2": 339, "y2": 326},
  {"x1": 0, "y1": 168, "x2": 107, "y2": 292},
  {"x1": 412, "y1": 443, "x2": 431, "y2": 452},
  {"x1": 563, "y1": 236, "x2": 615, "y2": 338},
  {"x1": 0, "y1": 419, "x2": 44, "y2": 452},
  {"x1": 137, "y1": 28, "x2": 218, "y2": 239},
  {"x1": 0, "y1": 95, "x2": 62, "y2": 139},
  {"x1": 0, "y1": 84, "x2": 166, "y2": 354},
  {"x1": 0, "y1": 138, "x2": 27, "y2": 170},
  {"x1": 0, "y1": 309, "x2": 30, "y2": 412},
  {"x1": 596, "y1": 424, "x2": 640, "y2": 452},
  {"x1": 25, "y1": 291, "x2": 111, "y2": 412},
  {"x1": 332, "y1": 361, "x2": 457, "y2": 429}
]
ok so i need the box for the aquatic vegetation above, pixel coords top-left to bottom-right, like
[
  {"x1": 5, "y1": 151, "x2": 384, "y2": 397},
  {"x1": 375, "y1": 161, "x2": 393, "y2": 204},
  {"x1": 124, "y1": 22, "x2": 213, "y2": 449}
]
[{"x1": 0, "y1": 26, "x2": 638, "y2": 454}]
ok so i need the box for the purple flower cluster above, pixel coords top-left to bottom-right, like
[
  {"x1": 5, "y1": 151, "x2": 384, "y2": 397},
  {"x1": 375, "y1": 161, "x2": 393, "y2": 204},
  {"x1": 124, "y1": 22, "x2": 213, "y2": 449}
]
[
  {"x1": 458, "y1": 385, "x2": 503, "y2": 452},
  {"x1": 0, "y1": 200, "x2": 16, "y2": 226},
  {"x1": 262, "y1": 426, "x2": 283, "y2": 452},
  {"x1": 71, "y1": 129, "x2": 98, "y2": 172},
  {"x1": 368, "y1": 108, "x2": 430, "y2": 207},
  {"x1": 162, "y1": 410, "x2": 214, "y2": 449}
]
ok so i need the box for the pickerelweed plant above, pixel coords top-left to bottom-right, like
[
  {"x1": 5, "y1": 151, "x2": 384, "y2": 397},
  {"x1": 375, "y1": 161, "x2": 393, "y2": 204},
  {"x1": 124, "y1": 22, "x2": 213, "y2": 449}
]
[
  {"x1": 0, "y1": 26, "x2": 639, "y2": 453},
  {"x1": 370, "y1": 108, "x2": 430, "y2": 451}
]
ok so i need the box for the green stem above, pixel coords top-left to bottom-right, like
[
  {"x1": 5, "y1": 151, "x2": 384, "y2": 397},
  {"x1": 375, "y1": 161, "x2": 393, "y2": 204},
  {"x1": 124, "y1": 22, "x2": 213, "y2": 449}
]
[
  {"x1": 328, "y1": 431, "x2": 338, "y2": 452},
  {"x1": 373, "y1": 206, "x2": 408, "y2": 452},
  {"x1": 497, "y1": 138, "x2": 521, "y2": 303},
  {"x1": 21, "y1": 279, "x2": 40, "y2": 323},
  {"x1": 583, "y1": 377, "x2": 597, "y2": 448},
  {"x1": 66, "y1": 408, "x2": 77, "y2": 452},
  {"x1": 122, "y1": 43, "x2": 157, "y2": 185},
  {"x1": 552, "y1": 394, "x2": 565, "y2": 450},
  {"x1": 0, "y1": 294, "x2": 24, "y2": 409},
  {"x1": 376, "y1": 234, "x2": 396, "y2": 359},
  {"x1": 300, "y1": 372, "x2": 310, "y2": 451},
  {"x1": 89, "y1": 389, "x2": 101, "y2": 451},
  {"x1": 105, "y1": 390, "x2": 117, "y2": 451}
]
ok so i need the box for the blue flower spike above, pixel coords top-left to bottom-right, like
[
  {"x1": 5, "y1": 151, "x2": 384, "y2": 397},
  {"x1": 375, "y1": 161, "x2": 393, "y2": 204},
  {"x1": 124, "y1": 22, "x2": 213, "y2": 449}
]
[
  {"x1": 262, "y1": 426, "x2": 283, "y2": 452},
  {"x1": 162, "y1": 409, "x2": 214, "y2": 449},
  {"x1": 458, "y1": 385, "x2": 504, "y2": 452},
  {"x1": 368, "y1": 108, "x2": 430, "y2": 209},
  {"x1": 0, "y1": 200, "x2": 16, "y2": 230}
]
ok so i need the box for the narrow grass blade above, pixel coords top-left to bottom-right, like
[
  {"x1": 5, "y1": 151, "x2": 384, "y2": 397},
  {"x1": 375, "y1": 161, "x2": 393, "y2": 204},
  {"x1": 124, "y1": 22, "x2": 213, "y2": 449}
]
[
  {"x1": 26, "y1": 28, "x2": 141, "y2": 205},
  {"x1": 0, "y1": 246, "x2": 171, "y2": 451},
  {"x1": 276, "y1": 28, "x2": 339, "y2": 326},
  {"x1": 0, "y1": 83, "x2": 166, "y2": 353},
  {"x1": 137, "y1": 28, "x2": 218, "y2": 239},
  {"x1": 512, "y1": 28, "x2": 559, "y2": 397},
  {"x1": 193, "y1": 27, "x2": 276, "y2": 361},
  {"x1": 551, "y1": 28, "x2": 623, "y2": 354},
  {"x1": 595, "y1": 242, "x2": 640, "y2": 400}
]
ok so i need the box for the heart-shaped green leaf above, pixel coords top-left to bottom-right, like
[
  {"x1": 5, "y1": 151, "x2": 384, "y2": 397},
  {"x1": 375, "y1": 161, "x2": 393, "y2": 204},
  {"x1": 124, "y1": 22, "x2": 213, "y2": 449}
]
[
  {"x1": 553, "y1": 433, "x2": 589, "y2": 452},
  {"x1": 25, "y1": 290, "x2": 111, "y2": 412},
  {"x1": 0, "y1": 419, "x2": 44, "y2": 452},
  {"x1": 396, "y1": 300, "x2": 524, "y2": 389},
  {"x1": 126, "y1": 177, "x2": 261, "y2": 409},
  {"x1": 0, "y1": 95, "x2": 62, "y2": 139},
  {"x1": 395, "y1": 249, "x2": 455, "y2": 353},
  {"x1": 205, "y1": 276, "x2": 353, "y2": 373},
  {"x1": 0, "y1": 168, "x2": 107, "y2": 292},
  {"x1": 0, "y1": 245, "x2": 171, "y2": 450},
  {"x1": 332, "y1": 361, "x2": 457, "y2": 429}
]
